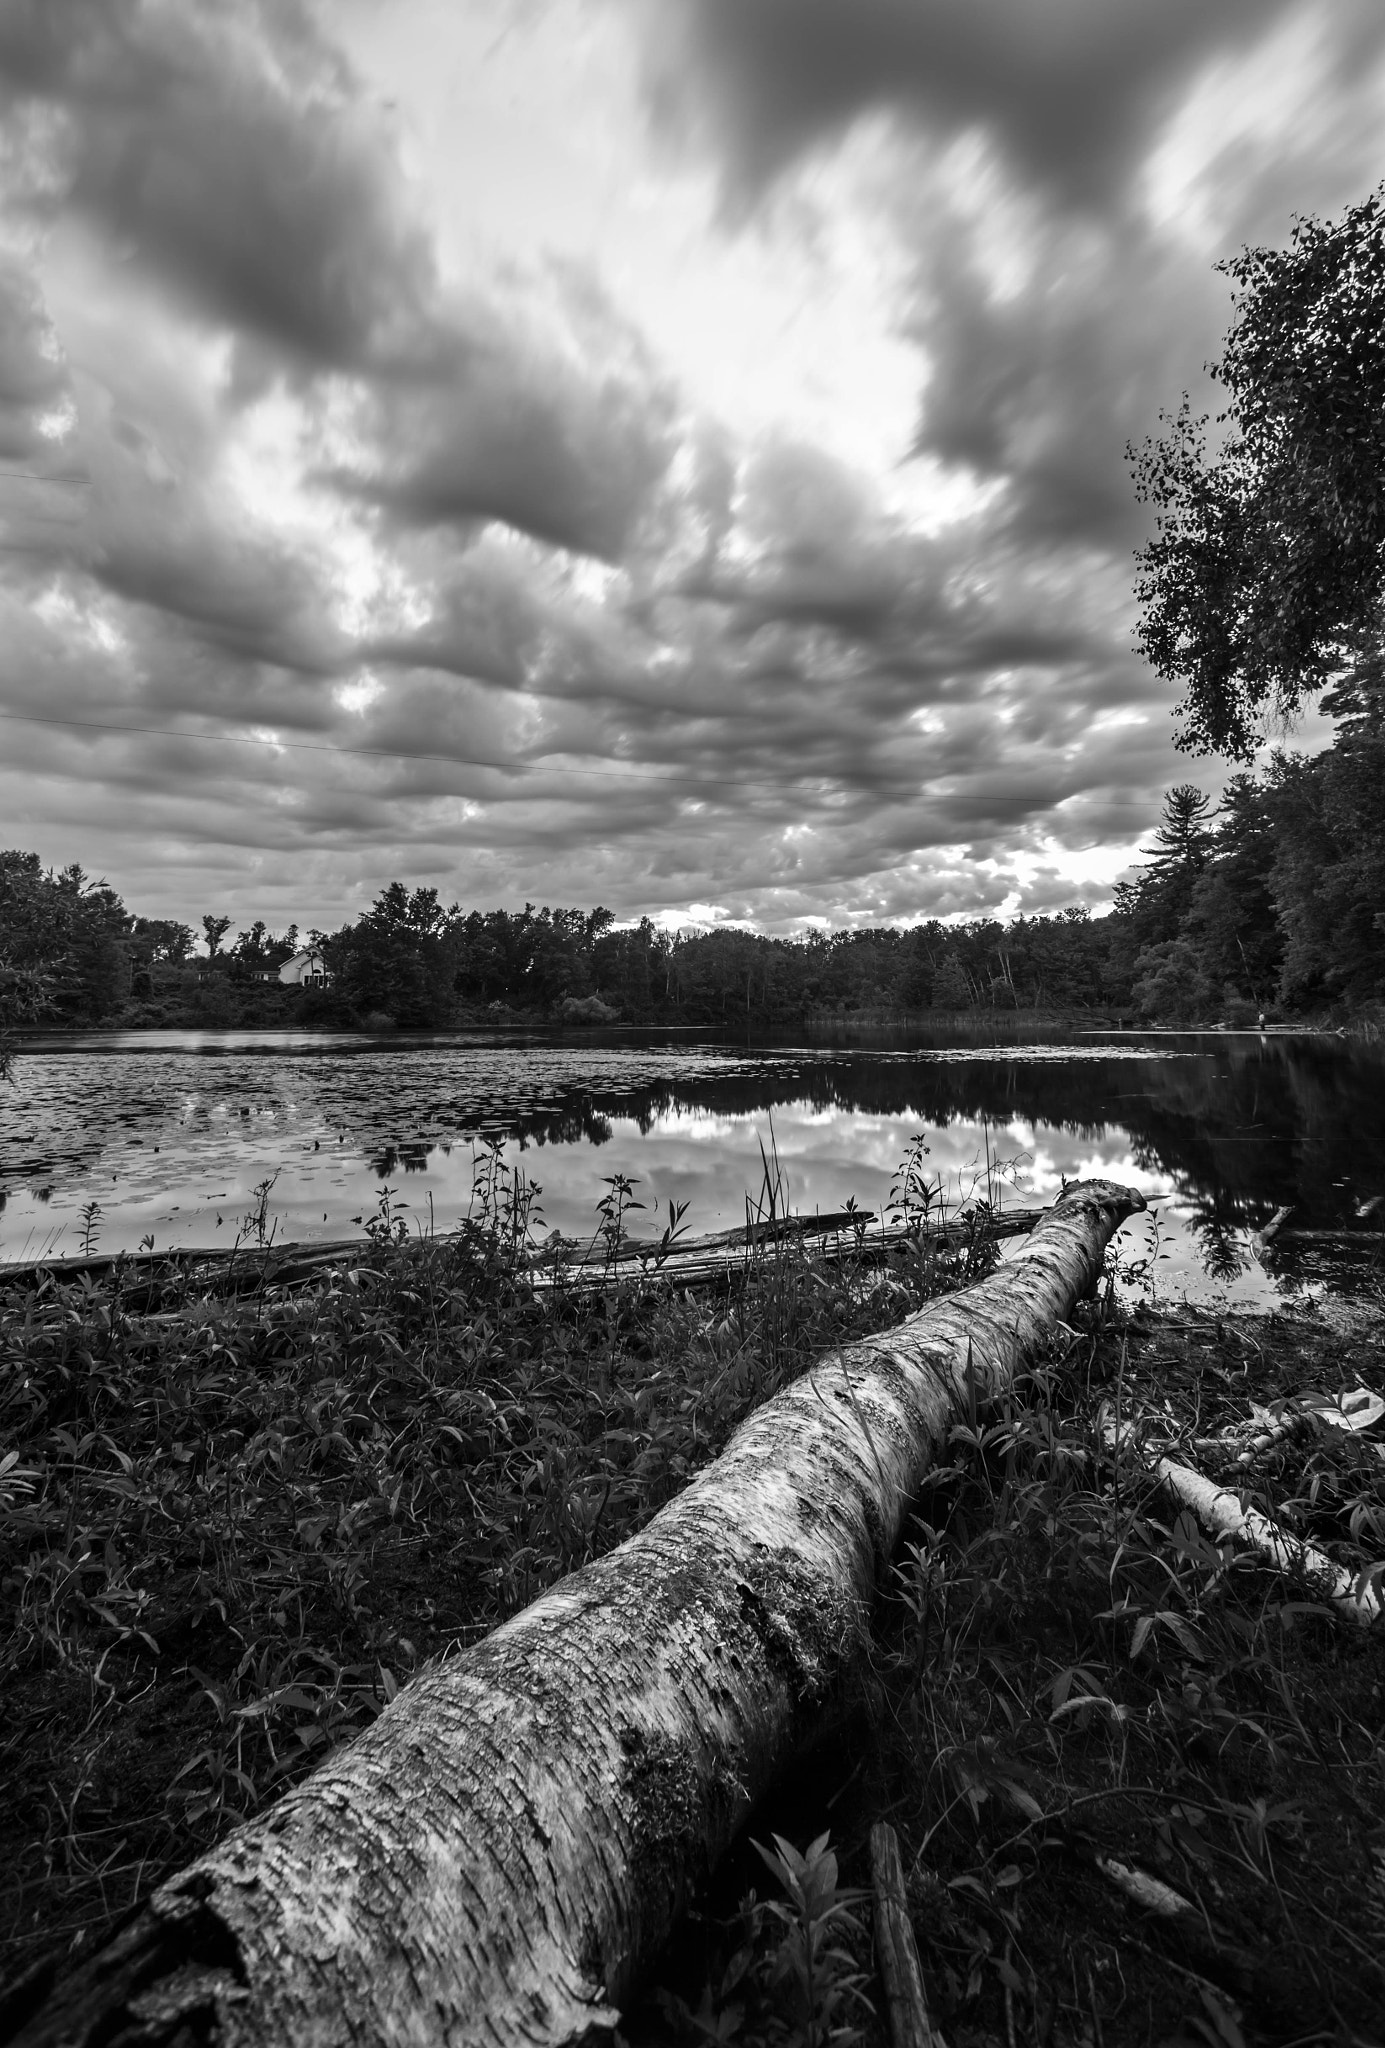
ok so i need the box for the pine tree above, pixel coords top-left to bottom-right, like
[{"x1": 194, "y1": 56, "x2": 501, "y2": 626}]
[{"x1": 1145, "y1": 785, "x2": 1216, "y2": 879}]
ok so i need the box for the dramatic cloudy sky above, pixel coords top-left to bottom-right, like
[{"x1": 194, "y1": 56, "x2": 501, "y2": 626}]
[{"x1": 3, "y1": 0, "x2": 1384, "y2": 937}]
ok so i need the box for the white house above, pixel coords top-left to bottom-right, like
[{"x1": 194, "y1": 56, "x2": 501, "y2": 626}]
[{"x1": 278, "y1": 947, "x2": 331, "y2": 986}]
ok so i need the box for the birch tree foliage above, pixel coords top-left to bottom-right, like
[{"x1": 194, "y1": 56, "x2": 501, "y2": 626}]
[{"x1": 1130, "y1": 187, "x2": 1385, "y2": 760}]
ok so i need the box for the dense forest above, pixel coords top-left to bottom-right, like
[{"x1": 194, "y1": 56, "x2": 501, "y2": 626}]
[{"x1": 1, "y1": 674, "x2": 1381, "y2": 1038}]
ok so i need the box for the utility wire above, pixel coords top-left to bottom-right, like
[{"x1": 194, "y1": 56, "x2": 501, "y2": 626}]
[{"x1": 0, "y1": 468, "x2": 89, "y2": 484}]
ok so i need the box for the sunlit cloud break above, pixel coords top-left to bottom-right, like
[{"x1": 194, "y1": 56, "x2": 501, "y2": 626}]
[{"x1": 1, "y1": 0, "x2": 1383, "y2": 931}]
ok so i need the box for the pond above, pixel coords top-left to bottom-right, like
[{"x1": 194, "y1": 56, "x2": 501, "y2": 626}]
[{"x1": 3, "y1": 1021, "x2": 1383, "y2": 1307}]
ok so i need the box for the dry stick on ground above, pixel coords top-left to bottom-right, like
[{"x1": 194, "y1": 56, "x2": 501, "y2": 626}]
[
  {"x1": 1073, "y1": 1844, "x2": 1261, "y2": 2003},
  {"x1": 1194, "y1": 1388, "x2": 1385, "y2": 1471},
  {"x1": 1102, "y1": 1418, "x2": 1384, "y2": 1624},
  {"x1": 6, "y1": 1180, "x2": 1143, "y2": 2048},
  {"x1": 1190, "y1": 1405, "x2": 1312, "y2": 1470},
  {"x1": 869, "y1": 1822, "x2": 948, "y2": 2048}
]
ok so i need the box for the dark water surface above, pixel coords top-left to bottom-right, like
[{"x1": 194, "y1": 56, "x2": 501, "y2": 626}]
[{"x1": 3, "y1": 1022, "x2": 1383, "y2": 1306}]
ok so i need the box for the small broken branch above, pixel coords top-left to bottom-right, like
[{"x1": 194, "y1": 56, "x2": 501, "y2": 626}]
[
  {"x1": 869, "y1": 1823, "x2": 947, "y2": 2048},
  {"x1": 1075, "y1": 1844, "x2": 1260, "y2": 2004}
]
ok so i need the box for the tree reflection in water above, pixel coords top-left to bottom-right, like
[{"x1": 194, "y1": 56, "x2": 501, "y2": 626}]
[{"x1": 3, "y1": 1028, "x2": 1382, "y2": 1275}]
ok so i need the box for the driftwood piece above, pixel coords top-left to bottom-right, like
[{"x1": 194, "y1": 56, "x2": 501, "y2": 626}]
[
  {"x1": 8, "y1": 1180, "x2": 1142, "y2": 2048},
  {"x1": 0, "y1": 1206, "x2": 1042, "y2": 1304},
  {"x1": 869, "y1": 1823, "x2": 947, "y2": 2048},
  {"x1": 0, "y1": 1240, "x2": 365, "y2": 1296},
  {"x1": 538, "y1": 1208, "x2": 877, "y2": 1267},
  {"x1": 1274, "y1": 1228, "x2": 1385, "y2": 1250},
  {"x1": 1250, "y1": 1205, "x2": 1292, "y2": 1269},
  {"x1": 541, "y1": 1205, "x2": 1044, "y2": 1268},
  {"x1": 0, "y1": 1215, "x2": 886, "y2": 1290},
  {"x1": 1104, "y1": 1420, "x2": 1383, "y2": 1624},
  {"x1": 1078, "y1": 1847, "x2": 1260, "y2": 2002},
  {"x1": 538, "y1": 1208, "x2": 1046, "y2": 1296}
]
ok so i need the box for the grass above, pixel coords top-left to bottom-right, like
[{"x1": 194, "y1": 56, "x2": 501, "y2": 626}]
[
  {"x1": 635, "y1": 1282, "x2": 1385, "y2": 2048},
  {"x1": 3, "y1": 1148, "x2": 1384, "y2": 2048},
  {"x1": 0, "y1": 1140, "x2": 998, "y2": 1988}
]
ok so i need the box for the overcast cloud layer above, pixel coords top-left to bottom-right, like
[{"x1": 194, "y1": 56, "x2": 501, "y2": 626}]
[{"x1": 2, "y1": 0, "x2": 1384, "y2": 936}]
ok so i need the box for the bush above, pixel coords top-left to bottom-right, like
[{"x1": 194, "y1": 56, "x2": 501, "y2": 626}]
[
  {"x1": 188, "y1": 978, "x2": 238, "y2": 1027},
  {"x1": 560, "y1": 994, "x2": 621, "y2": 1024},
  {"x1": 1131, "y1": 938, "x2": 1213, "y2": 1023}
]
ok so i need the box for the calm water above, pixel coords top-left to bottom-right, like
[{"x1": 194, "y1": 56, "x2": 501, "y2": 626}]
[{"x1": 3, "y1": 1022, "x2": 1383, "y2": 1307}]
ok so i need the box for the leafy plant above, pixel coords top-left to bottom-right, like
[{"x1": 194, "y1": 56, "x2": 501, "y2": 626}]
[
  {"x1": 748, "y1": 1832, "x2": 873, "y2": 2048},
  {"x1": 77, "y1": 1201, "x2": 101, "y2": 1260}
]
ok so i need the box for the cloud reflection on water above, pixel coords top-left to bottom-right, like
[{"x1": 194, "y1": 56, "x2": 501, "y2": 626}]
[{"x1": 6, "y1": 1026, "x2": 1365, "y2": 1310}]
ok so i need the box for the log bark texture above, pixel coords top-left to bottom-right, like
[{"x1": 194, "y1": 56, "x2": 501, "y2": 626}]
[{"x1": 10, "y1": 1180, "x2": 1143, "y2": 2048}]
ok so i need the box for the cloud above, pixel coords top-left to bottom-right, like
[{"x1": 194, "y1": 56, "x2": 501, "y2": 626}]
[
  {"x1": 72, "y1": 383, "x2": 348, "y2": 676},
  {"x1": 898, "y1": 197, "x2": 1219, "y2": 546},
  {"x1": 631, "y1": 0, "x2": 1301, "y2": 214},
  {"x1": 0, "y1": 257, "x2": 70, "y2": 459},
  {"x1": 633, "y1": 0, "x2": 1385, "y2": 567},
  {"x1": 0, "y1": 0, "x2": 431, "y2": 370},
  {"x1": 337, "y1": 269, "x2": 678, "y2": 564},
  {"x1": 0, "y1": 0, "x2": 679, "y2": 566},
  {"x1": 3, "y1": 0, "x2": 1383, "y2": 940}
]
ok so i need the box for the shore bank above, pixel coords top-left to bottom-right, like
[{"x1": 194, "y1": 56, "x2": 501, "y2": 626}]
[{"x1": 2, "y1": 1216, "x2": 1381, "y2": 2042}]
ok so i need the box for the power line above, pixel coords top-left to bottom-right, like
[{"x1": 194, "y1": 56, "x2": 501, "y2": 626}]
[
  {"x1": 0, "y1": 704, "x2": 1163, "y2": 807},
  {"x1": 0, "y1": 468, "x2": 89, "y2": 485}
]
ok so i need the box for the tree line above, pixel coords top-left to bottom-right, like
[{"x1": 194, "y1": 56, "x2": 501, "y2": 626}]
[
  {"x1": 1, "y1": 686, "x2": 1380, "y2": 1039},
  {"x1": 7, "y1": 185, "x2": 1385, "y2": 1045}
]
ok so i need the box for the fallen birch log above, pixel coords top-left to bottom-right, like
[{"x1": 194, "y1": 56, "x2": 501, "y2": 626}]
[
  {"x1": 1103, "y1": 1420, "x2": 1383, "y2": 1624},
  {"x1": 9, "y1": 1180, "x2": 1142, "y2": 2048}
]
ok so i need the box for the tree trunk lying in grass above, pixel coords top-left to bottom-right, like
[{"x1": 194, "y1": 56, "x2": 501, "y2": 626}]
[
  {"x1": 8, "y1": 1180, "x2": 1143, "y2": 2048},
  {"x1": 542, "y1": 1202, "x2": 1046, "y2": 1267},
  {"x1": 0, "y1": 1203, "x2": 1041, "y2": 1302},
  {"x1": 1104, "y1": 1419, "x2": 1383, "y2": 1624},
  {"x1": 543, "y1": 1206, "x2": 1050, "y2": 1294}
]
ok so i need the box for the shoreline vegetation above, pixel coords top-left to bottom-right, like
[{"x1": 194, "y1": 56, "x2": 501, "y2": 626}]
[
  {"x1": 4, "y1": 724, "x2": 1385, "y2": 1054},
  {"x1": 9, "y1": 1006, "x2": 1374, "y2": 1041},
  {"x1": 3, "y1": 1151, "x2": 1383, "y2": 2045}
]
